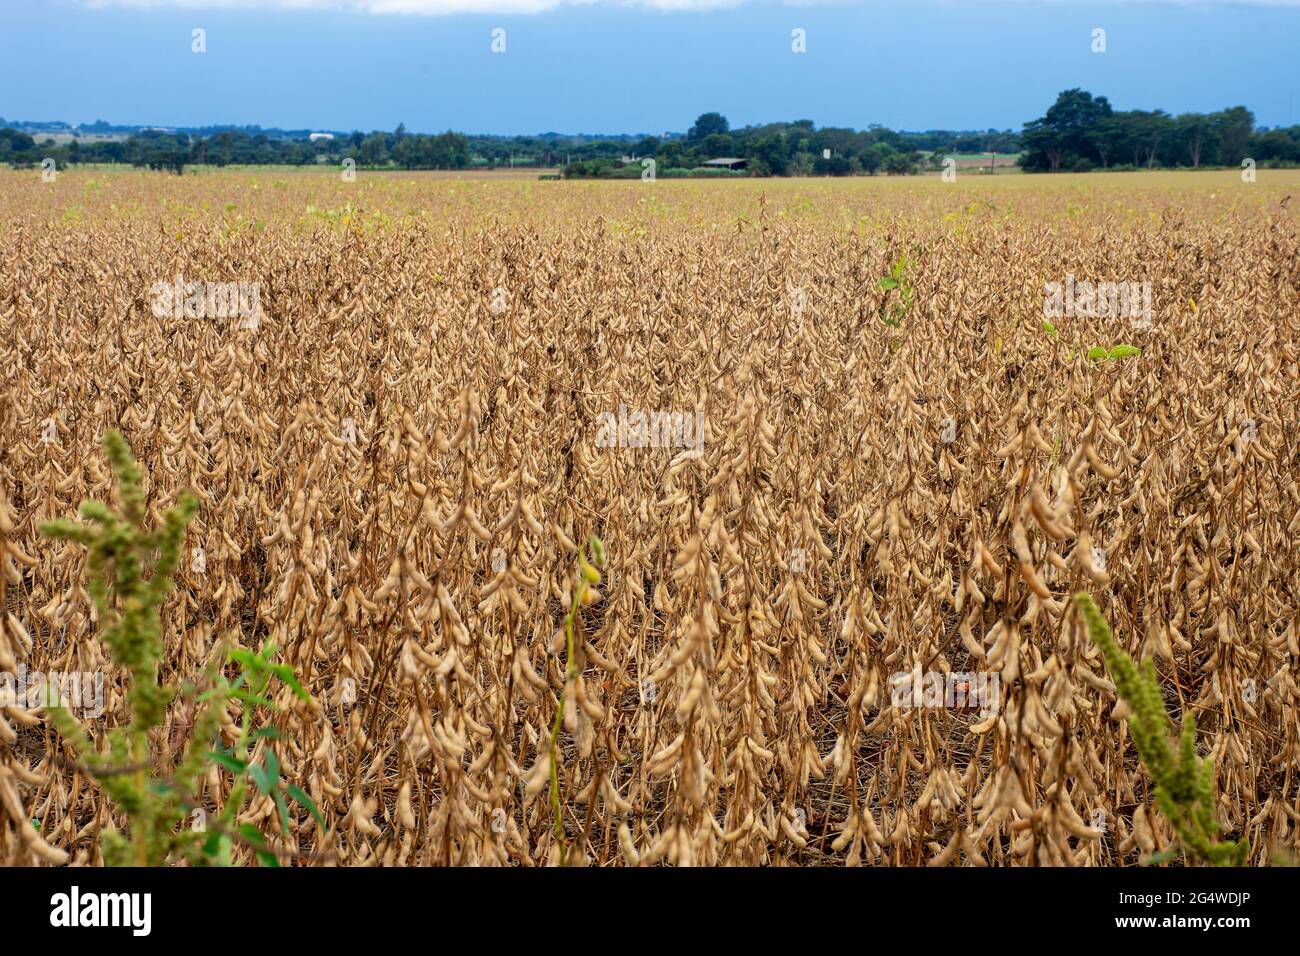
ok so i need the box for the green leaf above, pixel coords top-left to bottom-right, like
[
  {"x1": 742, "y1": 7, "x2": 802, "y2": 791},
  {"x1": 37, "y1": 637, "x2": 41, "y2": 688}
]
[
  {"x1": 249, "y1": 764, "x2": 272, "y2": 794},
  {"x1": 208, "y1": 751, "x2": 248, "y2": 774},
  {"x1": 239, "y1": 823, "x2": 279, "y2": 867},
  {"x1": 287, "y1": 783, "x2": 326, "y2": 832},
  {"x1": 273, "y1": 791, "x2": 291, "y2": 835},
  {"x1": 238, "y1": 823, "x2": 268, "y2": 849},
  {"x1": 228, "y1": 649, "x2": 257, "y2": 668},
  {"x1": 1108, "y1": 344, "x2": 1142, "y2": 359},
  {"x1": 271, "y1": 664, "x2": 310, "y2": 702},
  {"x1": 230, "y1": 689, "x2": 276, "y2": 708},
  {"x1": 248, "y1": 726, "x2": 287, "y2": 741},
  {"x1": 201, "y1": 827, "x2": 223, "y2": 856},
  {"x1": 1086, "y1": 346, "x2": 1109, "y2": 361},
  {"x1": 1042, "y1": 320, "x2": 1058, "y2": 339},
  {"x1": 250, "y1": 753, "x2": 281, "y2": 795},
  {"x1": 1144, "y1": 846, "x2": 1180, "y2": 867},
  {"x1": 877, "y1": 277, "x2": 899, "y2": 291}
]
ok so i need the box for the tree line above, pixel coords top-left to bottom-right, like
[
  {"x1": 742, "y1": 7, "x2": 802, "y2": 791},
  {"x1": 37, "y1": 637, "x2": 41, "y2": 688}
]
[
  {"x1": 4, "y1": 91, "x2": 1298, "y2": 176},
  {"x1": 1019, "y1": 89, "x2": 1300, "y2": 172},
  {"x1": 0, "y1": 118, "x2": 1008, "y2": 177},
  {"x1": 562, "y1": 113, "x2": 960, "y2": 178},
  {"x1": 0, "y1": 126, "x2": 471, "y2": 175}
]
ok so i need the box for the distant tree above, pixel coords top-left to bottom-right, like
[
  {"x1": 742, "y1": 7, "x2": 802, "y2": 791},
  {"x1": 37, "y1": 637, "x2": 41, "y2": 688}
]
[
  {"x1": 655, "y1": 139, "x2": 687, "y2": 169},
  {"x1": 1125, "y1": 110, "x2": 1172, "y2": 168},
  {"x1": 699, "y1": 132, "x2": 734, "y2": 158},
  {"x1": 1172, "y1": 113, "x2": 1219, "y2": 168},
  {"x1": 1213, "y1": 106, "x2": 1253, "y2": 165},
  {"x1": 429, "y1": 131, "x2": 470, "y2": 168},
  {"x1": 1087, "y1": 115, "x2": 1128, "y2": 168},
  {"x1": 0, "y1": 128, "x2": 38, "y2": 163},
  {"x1": 688, "y1": 112, "x2": 729, "y2": 144},
  {"x1": 813, "y1": 154, "x2": 854, "y2": 176},
  {"x1": 210, "y1": 130, "x2": 236, "y2": 166},
  {"x1": 359, "y1": 133, "x2": 388, "y2": 166},
  {"x1": 883, "y1": 150, "x2": 916, "y2": 175},
  {"x1": 128, "y1": 131, "x2": 189, "y2": 174},
  {"x1": 858, "y1": 143, "x2": 885, "y2": 175},
  {"x1": 748, "y1": 134, "x2": 789, "y2": 176},
  {"x1": 1250, "y1": 126, "x2": 1300, "y2": 163},
  {"x1": 392, "y1": 137, "x2": 419, "y2": 168},
  {"x1": 1020, "y1": 126, "x2": 1065, "y2": 172},
  {"x1": 1020, "y1": 88, "x2": 1113, "y2": 172}
]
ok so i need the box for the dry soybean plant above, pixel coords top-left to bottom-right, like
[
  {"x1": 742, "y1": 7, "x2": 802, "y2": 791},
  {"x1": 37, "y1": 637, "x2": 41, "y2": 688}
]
[{"x1": 0, "y1": 169, "x2": 1297, "y2": 866}]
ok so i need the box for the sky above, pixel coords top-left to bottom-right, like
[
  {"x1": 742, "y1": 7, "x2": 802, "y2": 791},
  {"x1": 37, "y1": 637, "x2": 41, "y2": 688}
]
[{"x1": 2, "y1": 0, "x2": 1298, "y2": 134}]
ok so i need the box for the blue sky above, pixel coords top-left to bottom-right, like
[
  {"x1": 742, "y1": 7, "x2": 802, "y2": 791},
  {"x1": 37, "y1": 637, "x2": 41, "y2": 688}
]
[{"x1": 3, "y1": 0, "x2": 1297, "y2": 134}]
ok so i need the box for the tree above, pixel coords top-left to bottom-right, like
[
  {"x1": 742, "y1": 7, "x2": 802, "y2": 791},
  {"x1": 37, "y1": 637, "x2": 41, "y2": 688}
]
[
  {"x1": 392, "y1": 137, "x2": 419, "y2": 169},
  {"x1": 1213, "y1": 106, "x2": 1253, "y2": 166},
  {"x1": 1126, "y1": 110, "x2": 1171, "y2": 168},
  {"x1": 858, "y1": 143, "x2": 885, "y2": 176},
  {"x1": 1172, "y1": 113, "x2": 1219, "y2": 168},
  {"x1": 1019, "y1": 88, "x2": 1113, "y2": 172},
  {"x1": 1020, "y1": 126, "x2": 1066, "y2": 173},
  {"x1": 884, "y1": 150, "x2": 917, "y2": 175},
  {"x1": 1249, "y1": 126, "x2": 1300, "y2": 163},
  {"x1": 655, "y1": 139, "x2": 687, "y2": 170},
  {"x1": 359, "y1": 133, "x2": 388, "y2": 166},
  {"x1": 815, "y1": 155, "x2": 854, "y2": 176},
  {"x1": 748, "y1": 134, "x2": 789, "y2": 176},
  {"x1": 688, "y1": 112, "x2": 729, "y2": 144},
  {"x1": 128, "y1": 131, "x2": 189, "y2": 175},
  {"x1": 699, "y1": 132, "x2": 734, "y2": 159},
  {"x1": 428, "y1": 131, "x2": 470, "y2": 168},
  {"x1": 1087, "y1": 115, "x2": 1128, "y2": 168},
  {"x1": 0, "y1": 128, "x2": 39, "y2": 167}
]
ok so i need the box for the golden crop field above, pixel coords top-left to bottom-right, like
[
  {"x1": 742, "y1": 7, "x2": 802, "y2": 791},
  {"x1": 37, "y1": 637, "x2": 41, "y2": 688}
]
[{"x1": 1, "y1": 168, "x2": 1297, "y2": 867}]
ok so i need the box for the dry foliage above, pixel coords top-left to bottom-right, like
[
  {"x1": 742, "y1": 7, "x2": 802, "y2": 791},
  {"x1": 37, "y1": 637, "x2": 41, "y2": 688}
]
[{"x1": 1, "y1": 169, "x2": 1298, "y2": 866}]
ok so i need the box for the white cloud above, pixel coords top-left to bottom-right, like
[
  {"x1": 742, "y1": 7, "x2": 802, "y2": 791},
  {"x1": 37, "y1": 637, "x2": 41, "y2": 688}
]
[{"x1": 81, "y1": 0, "x2": 1300, "y2": 14}]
